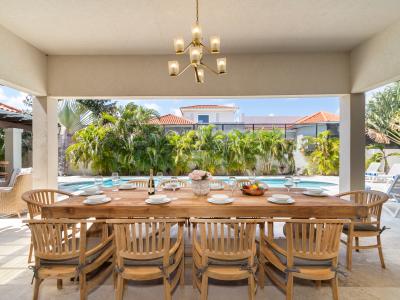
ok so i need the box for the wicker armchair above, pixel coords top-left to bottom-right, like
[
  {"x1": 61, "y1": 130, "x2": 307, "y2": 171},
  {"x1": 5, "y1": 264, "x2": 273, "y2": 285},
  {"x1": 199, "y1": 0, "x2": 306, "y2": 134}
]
[{"x1": 0, "y1": 173, "x2": 32, "y2": 217}]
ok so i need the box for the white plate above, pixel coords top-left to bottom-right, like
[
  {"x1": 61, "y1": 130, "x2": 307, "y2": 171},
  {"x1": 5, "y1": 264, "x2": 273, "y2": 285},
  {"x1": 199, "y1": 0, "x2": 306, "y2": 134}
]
[
  {"x1": 83, "y1": 197, "x2": 111, "y2": 205},
  {"x1": 302, "y1": 191, "x2": 328, "y2": 197},
  {"x1": 80, "y1": 190, "x2": 104, "y2": 196},
  {"x1": 207, "y1": 197, "x2": 234, "y2": 205},
  {"x1": 119, "y1": 186, "x2": 136, "y2": 190},
  {"x1": 267, "y1": 197, "x2": 295, "y2": 204},
  {"x1": 145, "y1": 198, "x2": 172, "y2": 205}
]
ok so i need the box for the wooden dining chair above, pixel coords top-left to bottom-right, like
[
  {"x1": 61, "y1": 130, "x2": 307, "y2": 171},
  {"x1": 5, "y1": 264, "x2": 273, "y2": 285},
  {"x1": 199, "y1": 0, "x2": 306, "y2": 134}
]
[
  {"x1": 25, "y1": 219, "x2": 114, "y2": 300},
  {"x1": 22, "y1": 189, "x2": 73, "y2": 263},
  {"x1": 259, "y1": 218, "x2": 349, "y2": 300},
  {"x1": 126, "y1": 179, "x2": 149, "y2": 189},
  {"x1": 337, "y1": 190, "x2": 389, "y2": 270},
  {"x1": 158, "y1": 178, "x2": 191, "y2": 189},
  {"x1": 107, "y1": 218, "x2": 186, "y2": 300},
  {"x1": 235, "y1": 179, "x2": 252, "y2": 189},
  {"x1": 191, "y1": 218, "x2": 260, "y2": 300},
  {"x1": 208, "y1": 179, "x2": 229, "y2": 190}
]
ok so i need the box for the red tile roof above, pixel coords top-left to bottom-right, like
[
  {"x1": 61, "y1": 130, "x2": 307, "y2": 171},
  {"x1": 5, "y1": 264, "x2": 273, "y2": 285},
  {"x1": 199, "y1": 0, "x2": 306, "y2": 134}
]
[
  {"x1": 180, "y1": 105, "x2": 236, "y2": 110},
  {"x1": 0, "y1": 102, "x2": 22, "y2": 113},
  {"x1": 295, "y1": 111, "x2": 339, "y2": 124},
  {"x1": 148, "y1": 114, "x2": 195, "y2": 125}
]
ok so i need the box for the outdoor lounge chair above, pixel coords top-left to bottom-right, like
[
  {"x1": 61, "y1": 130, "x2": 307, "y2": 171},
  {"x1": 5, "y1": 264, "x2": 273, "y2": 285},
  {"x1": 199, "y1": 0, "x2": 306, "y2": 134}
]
[
  {"x1": 377, "y1": 163, "x2": 400, "y2": 182},
  {"x1": 365, "y1": 162, "x2": 383, "y2": 181},
  {"x1": 0, "y1": 173, "x2": 32, "y2": 217}
]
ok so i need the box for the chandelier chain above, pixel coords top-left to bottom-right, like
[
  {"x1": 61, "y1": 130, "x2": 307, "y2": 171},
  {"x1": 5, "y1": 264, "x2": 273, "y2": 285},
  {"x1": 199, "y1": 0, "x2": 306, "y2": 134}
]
[{"x1": 196, "y1": 0, "x2": 199, "y2": 23}]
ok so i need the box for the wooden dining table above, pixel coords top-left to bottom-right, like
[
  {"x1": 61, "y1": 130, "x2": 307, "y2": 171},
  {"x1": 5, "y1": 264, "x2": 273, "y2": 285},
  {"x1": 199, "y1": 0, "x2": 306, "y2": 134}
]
[{"x1": 41, "y1": 188, "x2": 368, "y2": 219}]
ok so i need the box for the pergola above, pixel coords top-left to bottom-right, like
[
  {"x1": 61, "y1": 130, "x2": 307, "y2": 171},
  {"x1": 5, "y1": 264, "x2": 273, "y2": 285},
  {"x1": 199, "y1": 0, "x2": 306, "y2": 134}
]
[{"x1": 0, "y1": 0, "x2": 399, "y2": 190}]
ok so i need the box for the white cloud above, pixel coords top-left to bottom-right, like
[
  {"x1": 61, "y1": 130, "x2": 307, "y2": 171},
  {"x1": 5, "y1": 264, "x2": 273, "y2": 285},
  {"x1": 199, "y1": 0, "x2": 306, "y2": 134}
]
[
  {"x1": 143, "y1": 103, "x2": 161, "y2": 113},
  {"x1": 268, "y1": 113, "x2": 275, "y2": 117},
  {"x1": 170, "y1": 108, "x2": 182, "y2": 116},
  {"x1": 0, "y1": 87, "x2": 28, "y2": 109},
  {"x1": 224, "y1": 103, "x2": 236, "y2": 107}
]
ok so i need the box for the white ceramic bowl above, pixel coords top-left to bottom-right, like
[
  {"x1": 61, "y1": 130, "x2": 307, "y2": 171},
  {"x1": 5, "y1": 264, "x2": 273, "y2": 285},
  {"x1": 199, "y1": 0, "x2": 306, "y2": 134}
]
[
  {"x1": 307, "y1": 188, "x2": 323, "y2": 194},
  {"x1": 212, "y1": 194, "x2": 229, "y2": 200},
  {"x1": 84, "y1": 186, "x2": 98, "y2": 194},
  {"x1": 271, "y1": 194, "x2": 291, "y2": 201},
  {"x1": 149, "y1": 194, "x2": 168, "y2": 201},
  {"x1": 87, "y1": 194, "x2": 106, "y2": 201}
]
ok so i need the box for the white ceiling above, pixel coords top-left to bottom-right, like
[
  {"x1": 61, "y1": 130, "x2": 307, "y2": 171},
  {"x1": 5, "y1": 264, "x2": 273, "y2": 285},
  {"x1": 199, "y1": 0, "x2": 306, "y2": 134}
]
[{"x1": 0, "y1": 0, "x2": 399, "y2": 55}]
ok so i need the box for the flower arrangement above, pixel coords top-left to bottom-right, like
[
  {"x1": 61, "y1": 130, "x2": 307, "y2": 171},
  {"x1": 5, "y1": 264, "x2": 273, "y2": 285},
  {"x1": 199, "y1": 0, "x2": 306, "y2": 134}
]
[{"x1": 188, "y1": 170, "x2": 212, "y2": 181}]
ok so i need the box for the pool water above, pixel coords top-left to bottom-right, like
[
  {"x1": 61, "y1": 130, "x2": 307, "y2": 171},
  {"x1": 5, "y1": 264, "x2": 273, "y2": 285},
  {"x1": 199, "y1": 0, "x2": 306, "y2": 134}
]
[{"x1": 59, "y1": 177, "x2": 336, "y2": 193}]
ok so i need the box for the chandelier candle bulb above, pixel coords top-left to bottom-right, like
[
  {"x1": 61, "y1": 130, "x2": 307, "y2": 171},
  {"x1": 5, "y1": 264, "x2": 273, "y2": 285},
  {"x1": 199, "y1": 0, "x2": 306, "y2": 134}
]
[
  {"x1": 168, "y1": 61, "x2": 180, "y2": 76},
  {"x1": 210, "y1": 36, "x2": 220, "y2": 53},
  {"x1": 190, "y1": 47, "x2": 202, "y2": 64},
  {"x1": 197, "y1": 68, "x2": 205, "y2": 83},
  {"x1": 217, "y1": 57, "x2": 227, "y2": 74},
  {"x1": 174, "y1": 38, "x2": 185, "y2": 53},
  {"x1": 191, "y1": 23, "x2": 202, "y2": 41}
]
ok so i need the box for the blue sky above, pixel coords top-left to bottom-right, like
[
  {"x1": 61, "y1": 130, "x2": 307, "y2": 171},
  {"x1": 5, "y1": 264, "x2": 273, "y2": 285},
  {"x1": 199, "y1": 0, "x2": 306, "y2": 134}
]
[{"x1": 0, "y1": 84, "x2": 388, "y2": 117}]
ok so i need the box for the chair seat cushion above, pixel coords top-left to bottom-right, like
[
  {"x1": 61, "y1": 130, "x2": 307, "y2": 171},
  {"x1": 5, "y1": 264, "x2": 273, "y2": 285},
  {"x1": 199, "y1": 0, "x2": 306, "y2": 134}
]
[
  {"x1": 267, "y1": 238, "x2": 332, "y2": 267},
  {"x1": 40, "y1": 236, "x2": 111, "y2": 266},
  {"x1": 343, "y1": 223, "x2": 378, "y2": 232}
]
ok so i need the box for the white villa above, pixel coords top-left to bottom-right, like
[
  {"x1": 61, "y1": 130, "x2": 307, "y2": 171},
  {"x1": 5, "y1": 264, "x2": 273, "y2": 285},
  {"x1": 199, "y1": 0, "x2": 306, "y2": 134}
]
[{"x1": 180, "y1": 104, "x2": 239, "y2": 123}]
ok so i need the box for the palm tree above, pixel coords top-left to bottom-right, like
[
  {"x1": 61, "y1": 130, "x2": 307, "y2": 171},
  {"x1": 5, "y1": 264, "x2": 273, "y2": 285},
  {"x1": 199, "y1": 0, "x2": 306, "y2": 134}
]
[
  {"x1": 58, "y1": 100, "x2": 93, "y2": 175},
  {"x1": 366, "y1": 82, "x2": 400, "y2": 145},
  {"x1": 366, "y1": 144, "x2": 400, "y2": 173}
]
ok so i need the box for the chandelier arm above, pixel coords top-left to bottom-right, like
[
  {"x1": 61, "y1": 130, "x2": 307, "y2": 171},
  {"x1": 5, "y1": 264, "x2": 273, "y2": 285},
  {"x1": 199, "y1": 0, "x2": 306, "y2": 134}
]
[
  {"x1": 181, "y1": 41, "x2": 194, "y2": 54},
  {"x1": 199, "y1": 62, "x2": 219, "y2": 75},
  {"x1": 176, "y1": 63, "x2": 193, "y2": 76},
  {"x1": 194, "y1": 66, "x2": 201, "y2": 83},
  {"x1": 199, "y1": 42, "x2": 213, "y2": 54}
]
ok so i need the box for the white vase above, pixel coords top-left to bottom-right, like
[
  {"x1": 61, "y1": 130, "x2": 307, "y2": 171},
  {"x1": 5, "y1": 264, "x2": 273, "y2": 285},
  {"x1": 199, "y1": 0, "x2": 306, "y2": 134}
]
[{"x1": 191, "y1": 179, "x2": 210, "y2": 196}]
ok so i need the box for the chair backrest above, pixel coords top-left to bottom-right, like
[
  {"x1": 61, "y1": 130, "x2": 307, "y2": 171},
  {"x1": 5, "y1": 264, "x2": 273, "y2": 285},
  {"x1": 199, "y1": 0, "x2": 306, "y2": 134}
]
[
  {"x1": 337, "y1": 190, "x2": 389, "y2": 224},
  {"x1": 158, "y1": 179, "x2": 190, "y2": 188},
  {"x1": 22, "y1": 189, "x2": 73, "y2": 219},
  {"x1": 108, "y1": 219, "x2": 185, "y2": 262},
  {"x1": 365, "y1": 162, "x2": 381, "y2": 174},
  {"x1": 6, "y1": 168, "x2": 21, "y2": 187},
  {"x1": 26, "y1": 219, "x2": 86, "y2": 261},
  {"x1": 388, "y1": 163, "x2": 400, "y2": 177},
  {"x1": 208, "y1": 179, "x2": 228, "y2": 190},
  {"x1": 191, "y1": 218, "x2": 259, "y2": 261},
  {"x1": 127, "y1": 179, "x2": 148, "y2": 188},
  {"x1": 236, "y1": 179, "x2": 252, "y2": 188},
  {"x1": 263, "y1": 219, "x2": 348, "y2": 264}
]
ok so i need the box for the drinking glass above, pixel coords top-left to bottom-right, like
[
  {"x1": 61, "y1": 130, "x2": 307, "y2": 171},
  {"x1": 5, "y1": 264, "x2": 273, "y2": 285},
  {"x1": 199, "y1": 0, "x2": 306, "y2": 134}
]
[
  {"x1": 171, "y1": 177, "x2": 178, "y2": 196},
  {"x1": 112, "y1": 172, "x2": 120, "y2": 192},
  {"x1": 94, "y1": 176, "x2": 103, "y2": 191},
  {"x1": 284, "y1": 177, "x2": 294, "y2": 192},
  {"x1": 156, "y1": 172, "x2": 163, "y2": 191},
  {"x1": 229, "y1": 176, "x2": 236, "y2": 196}
]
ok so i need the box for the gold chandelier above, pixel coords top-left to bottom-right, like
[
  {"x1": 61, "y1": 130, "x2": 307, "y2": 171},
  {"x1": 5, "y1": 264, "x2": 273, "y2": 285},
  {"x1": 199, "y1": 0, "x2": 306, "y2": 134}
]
[{"x1": 167, "y1": 0, "x2": 227, "y2": 83}]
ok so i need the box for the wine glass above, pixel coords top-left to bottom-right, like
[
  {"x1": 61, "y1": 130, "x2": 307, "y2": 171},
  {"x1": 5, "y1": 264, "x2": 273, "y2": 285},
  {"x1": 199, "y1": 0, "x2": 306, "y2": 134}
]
[
  {"x1": 94, "y1": 176, "x2": 103, "y2": 191},
  {"x1": 284, "y1": 177, "x2": 294, "y2": 193},
  {"x1": 111, "y1": 172, "x2": 120, "y2": 192},
  {"x1": 156, "y1": 172, "x2": 163, "y2": 191},
  {"x1": 229, "y1": 176, "x2": 236, "y2": 196},
  {"x1": 170, "y1": 177, "x2": 178, "y2": 196}
]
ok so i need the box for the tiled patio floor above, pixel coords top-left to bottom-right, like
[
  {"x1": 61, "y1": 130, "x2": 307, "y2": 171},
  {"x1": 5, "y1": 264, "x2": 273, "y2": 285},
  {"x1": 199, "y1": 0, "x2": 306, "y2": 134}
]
[{"x1": 0, "y1": 213, "x2": 399, "y2": 300}]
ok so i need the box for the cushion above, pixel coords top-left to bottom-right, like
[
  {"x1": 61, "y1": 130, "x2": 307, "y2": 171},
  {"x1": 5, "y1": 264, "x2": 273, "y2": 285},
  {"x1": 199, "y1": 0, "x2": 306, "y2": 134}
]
[
  {"x1": 267, "y1": 238, "x2": 332, "y2": 267},
  {"x1": 343, "y1": 223, "x2": 378, "y2": 232}
]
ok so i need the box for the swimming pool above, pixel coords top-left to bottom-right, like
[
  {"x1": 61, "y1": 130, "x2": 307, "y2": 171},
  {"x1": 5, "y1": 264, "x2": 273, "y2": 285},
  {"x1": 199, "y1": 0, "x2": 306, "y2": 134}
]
[{"x1": 58, "y1": 176, "x2": 337, "y2": 193}]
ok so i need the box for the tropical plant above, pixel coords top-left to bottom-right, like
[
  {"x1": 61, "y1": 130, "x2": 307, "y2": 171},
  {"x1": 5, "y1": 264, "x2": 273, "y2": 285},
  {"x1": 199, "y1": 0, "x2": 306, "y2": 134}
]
[
  {"x1": 302, "y1": 130, "x2": 339, "y2": 176},
  {"x1": 366, "y1": 82, "x2": 400, "y2": 145},
  {"x1": 366, "y1": 144, "x2": 400, "y2": 173},
  {"x1": 76, "y1": 99, "x2": 116, "y2": 117}
]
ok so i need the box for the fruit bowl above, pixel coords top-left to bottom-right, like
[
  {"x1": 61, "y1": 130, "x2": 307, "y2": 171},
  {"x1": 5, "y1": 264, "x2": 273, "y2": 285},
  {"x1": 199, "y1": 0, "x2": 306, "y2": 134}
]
[{"x1": 241, "y1": 183, "x2": 267, "y2": 196}]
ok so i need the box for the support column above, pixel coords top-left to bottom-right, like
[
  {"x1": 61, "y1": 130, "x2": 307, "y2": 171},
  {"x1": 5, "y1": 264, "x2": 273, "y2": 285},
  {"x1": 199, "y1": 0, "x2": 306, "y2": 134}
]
[
  {"x1": 4, "y1": 128, "x2": 22, "y2": 172},
  {"x1": 32, "y1": 97, "x2": 58, "y2": 189},
  {"x1": 339, "y1": 94, "x2": 365, "y2": 192}
]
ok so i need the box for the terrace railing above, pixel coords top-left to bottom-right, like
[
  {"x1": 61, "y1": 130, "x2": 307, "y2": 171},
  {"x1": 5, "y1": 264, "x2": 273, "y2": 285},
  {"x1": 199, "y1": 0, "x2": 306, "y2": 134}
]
[{"x1": 157, "y1": 122, "x2": 340, "y2": 139}]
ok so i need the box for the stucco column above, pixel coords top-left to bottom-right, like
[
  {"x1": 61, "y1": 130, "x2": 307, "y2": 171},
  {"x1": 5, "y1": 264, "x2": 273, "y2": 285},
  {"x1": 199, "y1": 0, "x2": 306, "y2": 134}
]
[
  {"x1": 339, "y1": 94, "x2": 365, "y2": 192},
  {"x1": 32, "y1": 97, "x2": 58, "y2": 188},
  {"x1": 4, "y1": 128, "x2": 22, "y2": 172}
]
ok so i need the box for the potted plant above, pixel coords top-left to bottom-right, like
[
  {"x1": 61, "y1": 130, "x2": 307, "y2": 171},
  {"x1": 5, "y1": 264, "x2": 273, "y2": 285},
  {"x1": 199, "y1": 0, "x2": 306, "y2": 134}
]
[{"x1": 189, "y1": 169, "x2": 212, "y2": 196}]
